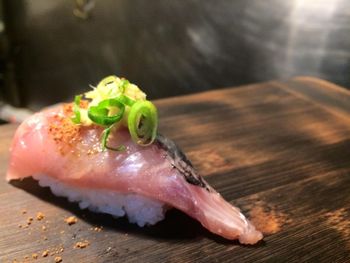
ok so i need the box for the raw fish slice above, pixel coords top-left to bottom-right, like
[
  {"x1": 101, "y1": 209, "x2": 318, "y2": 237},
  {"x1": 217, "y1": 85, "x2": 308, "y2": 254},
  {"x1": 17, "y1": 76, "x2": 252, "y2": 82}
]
[{"x1": 7, "y1": 105, "x2": 263, "y2": 244}]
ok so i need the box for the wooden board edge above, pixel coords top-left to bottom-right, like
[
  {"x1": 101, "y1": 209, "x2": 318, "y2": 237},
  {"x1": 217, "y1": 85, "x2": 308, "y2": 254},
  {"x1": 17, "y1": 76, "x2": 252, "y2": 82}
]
[
  {"x1": 272, "y1": 77, "x2": 350, "y2": 123},
  {"x1": 291, "y1": 76, "x2": 350, "y2": 96}
]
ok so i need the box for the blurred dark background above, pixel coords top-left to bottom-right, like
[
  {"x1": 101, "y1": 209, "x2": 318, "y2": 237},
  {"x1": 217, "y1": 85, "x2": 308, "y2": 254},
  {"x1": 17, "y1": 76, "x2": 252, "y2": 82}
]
[{"x1": 0, "y1": 0, "x2": 350, "y2": 113}]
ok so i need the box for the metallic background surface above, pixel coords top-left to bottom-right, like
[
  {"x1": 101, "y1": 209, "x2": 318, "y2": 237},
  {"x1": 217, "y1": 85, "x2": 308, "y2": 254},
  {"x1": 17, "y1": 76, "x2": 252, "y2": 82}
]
[{"x1": 2, "y1": 0, "x2": 350, "y2": 109}]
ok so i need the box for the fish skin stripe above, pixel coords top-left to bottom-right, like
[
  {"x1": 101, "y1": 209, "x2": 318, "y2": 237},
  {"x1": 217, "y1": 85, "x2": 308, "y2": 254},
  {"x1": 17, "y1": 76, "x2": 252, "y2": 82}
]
[{"x1": 156, "y1": 134, "x2": 211, "y2": 191}]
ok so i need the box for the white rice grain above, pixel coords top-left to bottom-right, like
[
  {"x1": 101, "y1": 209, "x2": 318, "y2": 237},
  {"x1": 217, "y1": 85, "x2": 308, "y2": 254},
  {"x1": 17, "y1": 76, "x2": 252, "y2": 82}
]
[{"x1": 33, "y1": 174, "x2": 167, "y2": 227}]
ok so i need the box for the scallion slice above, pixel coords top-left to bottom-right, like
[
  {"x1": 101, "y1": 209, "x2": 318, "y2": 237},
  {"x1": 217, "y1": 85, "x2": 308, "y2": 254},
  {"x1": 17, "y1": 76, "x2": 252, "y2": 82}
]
[
  {"x1": 71, "y1": 95, "x2": 82, "y2": 124},
  {"x1": 101, "y1": 125, "x2": 126, "y2": 151},
  {"x1": 88, "y1": 98, "x2": 125, "y2": 126},
  {"x1": 127, "y1": 100, "x2": 158, "y2": 146},
  {"x1": 71, "y1": 77, "x2": 158, "y2": 151},
  {"x1": 119, "y1": 78, "x2": 130, "y2": 93},
  {"x1": 118, "y1": 94, "x2": 135, "y2": 107}
]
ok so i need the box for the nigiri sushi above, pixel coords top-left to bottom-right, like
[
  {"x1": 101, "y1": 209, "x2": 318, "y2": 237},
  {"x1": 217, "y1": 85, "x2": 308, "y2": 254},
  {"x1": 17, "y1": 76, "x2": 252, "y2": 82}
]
[{"x1": 6, "y1": 76, "x2": 263, "y2": 244}]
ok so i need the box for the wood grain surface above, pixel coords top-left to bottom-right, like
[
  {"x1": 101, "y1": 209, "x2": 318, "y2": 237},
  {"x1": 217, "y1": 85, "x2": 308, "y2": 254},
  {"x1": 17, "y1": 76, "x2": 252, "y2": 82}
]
[{"x1": 1, "y1": 77, "x2": 350, "y2": 262}]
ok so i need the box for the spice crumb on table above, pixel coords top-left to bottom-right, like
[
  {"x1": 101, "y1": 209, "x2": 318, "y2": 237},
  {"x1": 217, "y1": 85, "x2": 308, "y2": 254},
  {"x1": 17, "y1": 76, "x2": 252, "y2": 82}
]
[
  {"x1": 42, "y1": 250, "x2": 49, "y2": 257},
  {"x1": 249, "y1": 204, "x2": 290, "y2": 235},
  {"x1": 74, "y1": 240, "x2": 90, "y2": 249},
  {"x1": 90, "y1": 226, "x2": 103, "y2": 232},
  {"x1": 36, "y1": 212, "x2": 45, "y2": 221},
  {"x1": 55, "y1": 256, "x2": 63, "y2": 263},
  {"x1": 27, "y1": 217, "x2": 33, "y2": 225},
  {"x1": 64, "y1": 216, "x2": 78, "y2": 225}
]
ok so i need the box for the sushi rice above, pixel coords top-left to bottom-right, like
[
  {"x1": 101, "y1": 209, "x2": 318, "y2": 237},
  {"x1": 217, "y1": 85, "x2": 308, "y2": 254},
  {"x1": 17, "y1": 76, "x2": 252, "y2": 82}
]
[{"x1": 33, "y1": 174, "x2": 168, "y2": 227}]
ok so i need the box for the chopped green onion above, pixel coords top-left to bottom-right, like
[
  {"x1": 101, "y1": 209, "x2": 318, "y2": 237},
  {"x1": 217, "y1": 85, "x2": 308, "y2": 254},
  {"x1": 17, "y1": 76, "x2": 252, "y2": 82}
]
[
  {"x1": 128, "y1": 100, "x2": 158, "y2": 146},
  {"x1": 100, "y1": 75, "x2": 118, "y2": 87},
  {"x1": 71, "y1": 95, "x2": 82, "y2": 124},
  {"x1": 118, "y1": 94, "x2": 135, "y2": 107},
  {"x1": 88, "y1": 98, "x2": 125, "y2": 126},
  {"x1": 71, "y1": 76, "x2": 158, "y2": 151},
  {"x1": 120, "y1": 78, "x2": 130, "y2": 93},
  {"x1": 101, "y1": 125, "x2": 126, "y2": 151}
]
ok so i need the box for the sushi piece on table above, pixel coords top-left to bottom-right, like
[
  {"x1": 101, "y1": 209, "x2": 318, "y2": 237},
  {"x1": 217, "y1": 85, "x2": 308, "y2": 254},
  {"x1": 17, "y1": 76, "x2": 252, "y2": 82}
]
[{"x1": 7, "y1": 76, "x2": 263, "y2": 245}]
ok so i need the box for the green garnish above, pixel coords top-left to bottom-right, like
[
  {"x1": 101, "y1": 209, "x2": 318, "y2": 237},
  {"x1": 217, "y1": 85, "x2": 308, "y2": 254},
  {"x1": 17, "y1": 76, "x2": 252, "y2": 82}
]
[
  {"x1": 120, "y1": 78, "x2": 130, "y2": 93},
  {"x1": 101, "y1": 125, "x2": 126, "y2": 151},
  {"x1": 88, "y1": 98, "x2": 125, "y2": 126},
  {"x1": 71, "y1": 76, "x2": 158, "y2": 151},
  {"x1": 128, "y1": 100, "x2": 158, "y2": 146},
  {"x1": 71, "y1": 95, "x2": 82, "y2": 124},
  {"x1": 118, "y1": 94, "x2": 136, "y2": 107}
]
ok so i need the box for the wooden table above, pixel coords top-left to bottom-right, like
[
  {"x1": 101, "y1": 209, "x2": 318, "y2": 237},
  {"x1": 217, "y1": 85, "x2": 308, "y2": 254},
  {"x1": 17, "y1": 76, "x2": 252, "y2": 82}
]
[{"x1": 1, "y1": 77, "x2": 350, "y2": 262}]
